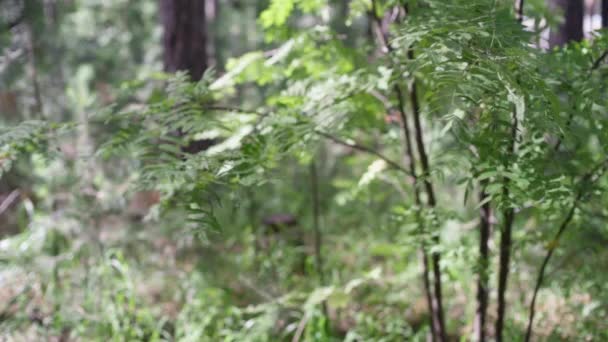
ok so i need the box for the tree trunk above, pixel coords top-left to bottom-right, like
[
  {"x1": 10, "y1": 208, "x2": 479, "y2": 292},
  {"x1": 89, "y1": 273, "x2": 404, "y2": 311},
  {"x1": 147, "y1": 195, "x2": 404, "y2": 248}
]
[
  {"x1": 549, "y1": 0, "x2": 584, "y2": 47},
  {"x1": 205, "y1": 0, "x2": 219, "y2": 69},
  {"x1": 159, "y1": 0, "x2": 212, "y2": 153},
  {"x1": 160, "y1": 0, "x2": 207, "y2": 80},
  {"x1": 603, "y1": 0, "x2": 608, "y2": 28},
  {"x1": 474, "y1": 187, "x2": 492, "y2": 342}
]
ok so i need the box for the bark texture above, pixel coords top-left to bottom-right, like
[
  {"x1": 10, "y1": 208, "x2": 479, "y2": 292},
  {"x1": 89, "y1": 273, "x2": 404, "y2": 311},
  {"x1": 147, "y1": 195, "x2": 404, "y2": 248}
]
[{"x1": 160, "y1": 0, "x2": 207, "y2": 80}]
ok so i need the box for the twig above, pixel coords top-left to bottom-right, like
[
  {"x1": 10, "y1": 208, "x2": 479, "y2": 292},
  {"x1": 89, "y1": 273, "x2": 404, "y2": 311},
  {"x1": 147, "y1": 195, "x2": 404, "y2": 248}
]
[
  {"x1": 495, "y1": 105, "x2": 519, "y2": 342},
  {"x1": 397, "y1": 83, "x2": 439, "y2": 342},
  {"x1": 524, "y1": 157, "x2": 608, "y2": 342},
  {"x1": 315, "y1": 130, "x2": 412, "y2": 177},
  {"x1": 516, "y1": 0, "x2": 525, "y2": 23},
  {"x1": 237, "y1": 275, "x2": 275, "y2": 302},
  {"x1": 0, "y1": 190, "x2": 20, "y2": 216},
  {"x1": 591, "y1": 49, "x2": 608, "y2": 71},
  {"x1": 405, "y1": 63, "x2": 447, "y2": 342},
  {"x1": 410, "y1": 65, "x2": 448, "y2": 342},
  {"x1": 394, "y1": 84, "x2": 438, "y2": 342},
  {"x1": 523, "y1": 204, "x2": 574, "y2": 342},
  {"x1": 369, "y1": 1, "x2": 446, "y2": 339},
  {"x1": 292, "y1": 313, "x2": 311, "y2": 342},
  {"x1": 0, "y1": 284, "x2": 31, "y2": 322},
  {"x1": 554, "y1": 49, "x2": 608, "y2": 151}
]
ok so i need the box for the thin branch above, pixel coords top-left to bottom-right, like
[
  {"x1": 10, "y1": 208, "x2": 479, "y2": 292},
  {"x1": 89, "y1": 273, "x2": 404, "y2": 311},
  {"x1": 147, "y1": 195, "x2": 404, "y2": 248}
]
[
  {"x1": 206, "y1": 105, "x2": 267, "y2": 116},
  {"x1": 409, "y1": 66, "x2": 448, "y2": 342},
  {"x1": 394, "y1": 78, "x2": 439, "y2": 342},
  {"x1": 395, "y1": 84, "x2": 438, "y2": 342},
  {"x1": 370, "y1": 0, "x2": 446, "y2": 339},
  {"x1": 524, "y1": 207, "x2": 575, "y2": 342},
  {"x1": 0, "y1": 190, "x2": 20, "y2": 216},
  {"x1": 292, "y1": 313, "x2": 311, "y2": 342},
  {"x1": 206, "y1": 102, "x2": 409, "y2": 179},
  {"x1": 525, "y1": 204, "x2": 575, "y2": 342},
  {"x1": 368, "y1": 89, "x2": 392, "y2": 109},
  {"x1": 369, "y1": 0, "x2": 391, "y2": 54},
  {"x1": 495, "y1": 207, "x2": 514, "y2": 342},
  {"x1": 591, "y1": 49, "x2": 608, "y2": 71},
  {"x1": 542, "y1": 249, "x2": 578, "y2": 281},
  {"x1": 524, "y1": 157, "x2": 608, "y2": 342},
  {"x1": 495, "y1": 106, "x2": 519, "y2": 342},
  {"x1": 0, "y1": 284, "x2": 31, "y2": 322},
  {"x1": 554, "y1": 49, "x2": 608, "y2": 150},
  {"x1": 205, "y1": 90, "x2": 356, "y2": 118},
  {"x1": 315, "y1": 130, "x2": 412, "y2": 177},
  {"x1": 516, "y1": 0, "x2": 525, "y2": 23},
  {"x1": 475, "y1": 185, "x2": 492, "y2": 342},
  {"x1": 236, "y1": 274, "x2": 275, "y2": 302}
]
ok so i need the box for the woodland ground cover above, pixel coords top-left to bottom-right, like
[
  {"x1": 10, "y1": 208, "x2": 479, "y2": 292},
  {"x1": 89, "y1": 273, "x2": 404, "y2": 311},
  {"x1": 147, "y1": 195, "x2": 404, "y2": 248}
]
[{"x1": 1, "y1": 0, "x2": 608, "y2": 341}]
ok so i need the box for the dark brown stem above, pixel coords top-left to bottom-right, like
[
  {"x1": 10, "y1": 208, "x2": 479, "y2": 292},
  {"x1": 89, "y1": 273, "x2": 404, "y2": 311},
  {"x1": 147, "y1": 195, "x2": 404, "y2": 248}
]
[
  {"x1": 369, "y1": 1, "x2": 446, "y2": 339},
  {"x1": 410, "y1": 83, "x2": 447, "y2": 341},
  {"x1": 495, "y1": 108, "x2": 518, "y2": 342},
  {"x1": 396, "y1": 86, "x2": 438, "y2": 342},
  {"x1": 475, "y1": 185, "x2": 492, "y2": 342},
  {"x1": 409, "y1": 72, "x2": 447, "y2": 342},
  {"x1": 495, "y1": 208, "x2": 514, "y2": 342},
  {"x1": 405, "y1": 47, "x2": 447, "y2": 341},
  {"x1": 516, "y1": 0, "x2": 524, "y2": 23},
  {"x1": 420, "y1": 247, "x2": 437, "y2": 341},
  {"x1": 524, "y1": 157, "x2": 608, "y2": 341},
  {"x1": 523, "y1": 205, "x2": 575, "y2": 342},
  {"x1": 408, "y1": 71, "x2": 436, "y2": 208},
  {"x1": 591, "y1": 49, "x2": 608, "y2": 71}
]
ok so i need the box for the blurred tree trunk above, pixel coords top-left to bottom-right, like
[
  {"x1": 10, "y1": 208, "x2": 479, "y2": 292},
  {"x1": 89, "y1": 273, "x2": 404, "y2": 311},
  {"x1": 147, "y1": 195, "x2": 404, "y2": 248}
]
[
  {"x1": 603, "y1": 0, "x2": 608, "y2": 27},
  {"x1": 159, "y1": 0, "x2": 207, "y2": 80},
  {"x1": 159, "y1": 0, "x2": 214, "y2": 153},
  {"x1": 205, "y1": 0, "x2": 219, "y2": 69},
  {"x1": 549, "y1": 0, "x2": 584, "y2": 47}
]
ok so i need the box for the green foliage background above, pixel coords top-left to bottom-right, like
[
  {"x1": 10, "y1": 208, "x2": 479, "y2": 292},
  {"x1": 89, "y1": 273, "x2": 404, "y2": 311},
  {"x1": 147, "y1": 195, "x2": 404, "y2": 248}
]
[{"x1": 1, "y1": 0, "x2": 608, "y2": 341}]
